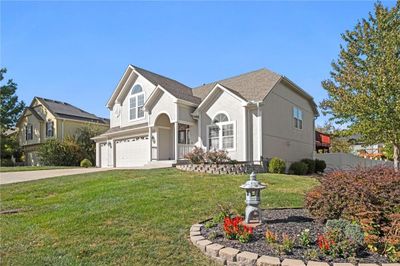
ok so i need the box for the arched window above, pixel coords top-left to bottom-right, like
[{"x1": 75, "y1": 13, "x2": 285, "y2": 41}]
[
  {"x1": 129, "y1": 84, "x2": 145, "y2": 120},
  {"x1": 213, "y1": 113, "x2": 228, "y2": 123},
  {"x1": 207, "y1": 112, "x2": 235, "y2": 151}
]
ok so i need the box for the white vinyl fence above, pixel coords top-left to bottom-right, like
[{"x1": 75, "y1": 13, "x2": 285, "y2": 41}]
[{"x1": 315, "y1": 152, "x2": 393, "y2": 171}]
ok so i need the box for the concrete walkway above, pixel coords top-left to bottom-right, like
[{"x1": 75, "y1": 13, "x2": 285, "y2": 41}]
[{"x1": 0, "y1": 168, "x2": 112, "y2": 185}]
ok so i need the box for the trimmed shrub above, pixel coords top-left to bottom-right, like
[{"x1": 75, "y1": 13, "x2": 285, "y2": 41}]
[
  {"x1": 315, "y1": 159, "x2": 327, "y2": 173},
  {"x1": 305, "y1": 166, "x2": 400, "y2": 257},
  {"x1": 301, "y1": 158, "x2": 315, "y2": 174},
  {"x1": 184, "y1": 146, "x2": 205, "y2": 164},
  {"x1": 289, "y1": 161, "x2": 308, "y2": 175},
  {"x1": 80, "y1": 158, "x2": 92, "y2": 168},
  {"x1": 268, "y1": 157, "x2": 286, "y2": 174}
]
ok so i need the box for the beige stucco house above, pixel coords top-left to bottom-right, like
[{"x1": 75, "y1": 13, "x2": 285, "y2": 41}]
[
  {"x1": 16, "y1": 97, "x2": 109, "y2": 166},
  {"x1": 93, "y1": 65, "x2": 318, "y2": 168}
]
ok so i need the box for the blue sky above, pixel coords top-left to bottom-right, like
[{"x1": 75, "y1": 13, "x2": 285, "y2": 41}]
[{"x1": 1, "y1": 1, "x2": 396, "y2": 126}]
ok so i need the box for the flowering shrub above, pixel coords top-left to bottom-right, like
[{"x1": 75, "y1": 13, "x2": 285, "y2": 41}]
[
  {"x1": 265, "y1": 229, "x2": 278, "y2": 243},
  {"x1": 223, "y1": 216, "x2": 253, "y2": 243},
  {"x1": 184, "y1": 147, "x2": 232, "y2": 164},
  {"x1": 299, "y1": 229, "x2": 311, "y2": 247},
  {"x1": 305, "y1": 166, "x2": 400, "y2": 259},
  {"x1": 317, "y1": 234, "x2": 335, "y2": 254},
  {"x1": 205, "y1": 150, "x2": 230, "y2": 164},
  {"x1": 184, "y1": 146, "x2": 206, "y2": 164}
]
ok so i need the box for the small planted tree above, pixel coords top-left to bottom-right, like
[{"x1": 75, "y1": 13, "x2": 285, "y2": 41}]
[{"x1": 320, "y1": 2, "x2": 400, "y2": 170}]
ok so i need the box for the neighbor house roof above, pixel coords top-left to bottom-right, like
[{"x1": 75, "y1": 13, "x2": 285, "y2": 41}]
[
  {"x1": 192, "y1": 68, "x2": 318, "y2": 115},
  {"x1": 131, "y1": 65, "x2": 201, "y2": 104},
  {"x1": 35, "y1": 97, "x2": 109, "y2": 124}
]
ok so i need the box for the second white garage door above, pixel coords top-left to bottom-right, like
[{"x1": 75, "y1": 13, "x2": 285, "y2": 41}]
[{"x1": 115, "y1": 136, "x2": 149, "y2": 167}]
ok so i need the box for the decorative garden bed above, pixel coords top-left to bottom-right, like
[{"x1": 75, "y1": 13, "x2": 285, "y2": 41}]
[
  {"x1": 176, "y1": 162, "x2": 265, "y2": 175},
  {"x1": 190, "y1": 209, "x2": 395, "y2": 266}
]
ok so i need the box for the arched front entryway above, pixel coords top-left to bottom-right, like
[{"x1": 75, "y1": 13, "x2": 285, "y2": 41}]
[{"x1": 154, "y1": 113, "x2": 174, "y2": 160}]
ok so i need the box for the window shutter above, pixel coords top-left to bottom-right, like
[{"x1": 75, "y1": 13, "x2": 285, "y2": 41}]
[
  {"x1": 46, "y1": 122, "x2": 48, "y2": 136},
  {"x1": 25, "y1": 126, "x2": 28, "y2": 140},
  {"x1": 51, "y1": 122, "x2": 54, "y2": 136}
]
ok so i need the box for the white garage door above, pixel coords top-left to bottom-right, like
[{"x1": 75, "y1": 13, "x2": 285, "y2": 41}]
[
  {"x1": 100, "y1": 143, "x2": 109, "y2": 167},
  {"x1": 115, "y1": 136, "x2": 149, "y2": 167}
]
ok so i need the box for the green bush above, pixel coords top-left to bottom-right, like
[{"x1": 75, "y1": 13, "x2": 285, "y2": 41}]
[
  {"x1": 289, "y1": 161, "x2": 308, "y2": 175},
  {"x1": 80, "y1": 158, "x2": 92, "y2": 168},
  {"x1": 268, "y1": 157, "x2": 286, "y2": 173},
  {"x1": 314, "y1": 159, "x2": 327, "y2": 173},
  {"x1": 301, "y1": 158, "x2": 315, "y2": 174},
  {"x1": 0, "y1": 158, "x2": 14, "y2": 166},
  {"x1": 38, "y1": 138, "x2": 85, "y2": 166}
]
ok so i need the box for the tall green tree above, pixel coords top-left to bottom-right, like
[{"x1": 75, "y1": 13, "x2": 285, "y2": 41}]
[
  {"x1": 0, "y1": 68, "x2": 25, "y2": 133},
  {"x1": 320, "y1": 2, "x2": 400, "y2": 170},
  {"x1": 76, "y1": 124, "x2": 107, "y2": 164}
]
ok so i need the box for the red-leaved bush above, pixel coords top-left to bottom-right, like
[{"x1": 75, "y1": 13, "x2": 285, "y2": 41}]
[{"x1": 305, "y1": 166, "x2": 400, "y2": 260}]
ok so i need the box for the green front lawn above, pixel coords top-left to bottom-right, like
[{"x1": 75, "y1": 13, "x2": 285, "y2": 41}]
[
  {"x1": 0, "y1": 166, "x2": 71, "y2": 173},
  {"x1": 0, "y1": 169, "x2": 318, "y2": 265}
]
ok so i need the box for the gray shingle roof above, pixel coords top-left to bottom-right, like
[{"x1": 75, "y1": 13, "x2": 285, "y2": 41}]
[
  {"x1": 132, "y1": 65, "x2": 201, "y2": 104},
  {"x1": 36, "y1": 97, "x2": 109, "y2": 124},
  {"x1": 192, "y1": 68, "x2": 282, "y2": 102}
]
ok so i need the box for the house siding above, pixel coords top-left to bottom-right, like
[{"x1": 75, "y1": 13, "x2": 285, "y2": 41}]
[
  {"x1": 149, "y1": 91, "x2": 177, "y2": 125},
  {"x1": 199, "y1": 89, "x2": 245, "y2": 161},
  {"x1": 113, "y1": 75, "x2": 156, "y2": 128},
  {"x1": 262, "y1": 82, "x2": 315, "y2": 165}
]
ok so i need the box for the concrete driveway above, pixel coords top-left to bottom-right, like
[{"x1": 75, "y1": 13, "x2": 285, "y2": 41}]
[{"x1": 0, "y1": 168, "x2": 112, "y2": 185}]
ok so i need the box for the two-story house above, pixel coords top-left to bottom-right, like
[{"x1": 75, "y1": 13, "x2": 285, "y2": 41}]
[
  {"x1": 93, "y1": 65, "x2": 318, "y2": 168},
  {"x1": 17, "y1": 97, "x2": 109, "y2": 166}
]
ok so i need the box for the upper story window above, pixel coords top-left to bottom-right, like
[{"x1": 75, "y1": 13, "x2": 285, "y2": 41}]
[
  {"x1": 129, "y1": 84, "x2": 145, "y2": 121},
  {"x1": 46, "y1": 120, "x2": 54, "y2": 137},
  {"x1": 207, "y1": 113, "x2": 235, "y2": 151},
  {"x1": 293, "y1": 106, "x2": 303, "y2": 129},
  {"x1": 26, "y1": 124, "x2": 33, "y2": 140}
]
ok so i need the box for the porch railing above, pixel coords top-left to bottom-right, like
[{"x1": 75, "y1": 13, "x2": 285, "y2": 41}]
[{"x1": 178, "y1": 144, "x2": 195, "y2": 159}]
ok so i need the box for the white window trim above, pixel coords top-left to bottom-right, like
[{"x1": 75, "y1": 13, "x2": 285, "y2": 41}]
[
  {"x1": 293, "y1": 106, "x2": 303, "y2": 130},
  {"x1": 206, "y1": 120, "x2": 236, "y2": 152},
  {"x1": 129, "y1": 86, "x2": 145, "y2": 122}
]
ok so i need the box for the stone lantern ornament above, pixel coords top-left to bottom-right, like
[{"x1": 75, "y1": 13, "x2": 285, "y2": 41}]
[{"x1": 240, "y1": 172, "x2": 266, "y2": 225}]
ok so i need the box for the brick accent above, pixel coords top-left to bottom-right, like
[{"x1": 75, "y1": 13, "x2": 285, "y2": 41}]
[
  {"x1": 190, "y1": 230, "x2": 201, "y2": 236},
  {"x1": 257, "y1": 256, "x2": 280, "y2": 266},
  {"x1": 381, "y1": 264, "x2": 400, "y2": 266},
  {"x1": 237, "y1": 251, "x2": 259, "y2": 265},
  {"x1": 333, "y1": 264, "x2": 355, "y2": 266},
  {"x1": 359, "y1": 264, "x2": 380, "y2": 266},
  {"x1": 219, "y1": 247, "x2": 240, "y2": 262}
]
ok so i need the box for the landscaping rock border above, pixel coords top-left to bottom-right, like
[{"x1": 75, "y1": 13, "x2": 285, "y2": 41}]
[
  {"x1": 189, "y1": 223, "x2": 399, "y2": 266},
  {"x1": 177, "y1": 163, "x2": 265, "y2": 175}
]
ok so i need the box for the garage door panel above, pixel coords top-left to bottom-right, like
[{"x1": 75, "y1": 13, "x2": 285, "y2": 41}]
[{"x1": 115, "y1": 136, "x2": 149, "y2": 167}]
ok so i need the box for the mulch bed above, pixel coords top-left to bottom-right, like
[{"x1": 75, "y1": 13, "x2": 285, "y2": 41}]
[{"x1": 201, "y1": 208, "x2": 389, "y2": 264}]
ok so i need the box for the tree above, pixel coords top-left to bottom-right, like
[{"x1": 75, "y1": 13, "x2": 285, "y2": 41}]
[
  {"x1": 0, "y1": 68, "x2": 25, "y2": 133},
  {"x1": 320, "y1": 2, "x2": 400, "y2": 170},
  {"x1": 76, "y1": 124, "x2": 107, "y2": 164},
  {"x1": 316, "y1": 122, "x2": 352, "y2": 153}
]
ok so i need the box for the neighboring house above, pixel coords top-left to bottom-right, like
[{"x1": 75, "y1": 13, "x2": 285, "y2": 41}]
[
  {"x1": 315, "y1": 131, "x2": 331, "y2": 153},
  {"x1": 347, "y1": 134, "x2": 385, "y2": 159},
  {"x1": 16, "y1": 97, "x2": 109, "y2": 166},
  {"x1": 93, "y1": 65, "x2": 318, "y2": 168}
]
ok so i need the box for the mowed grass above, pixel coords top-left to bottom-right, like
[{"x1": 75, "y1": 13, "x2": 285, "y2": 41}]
[
  {"x1": 0, "y1": 166, "x2": 71, "y2": 173},
  {"x1": 0, "y1": 168, "x2": 319, "y2": 265}
]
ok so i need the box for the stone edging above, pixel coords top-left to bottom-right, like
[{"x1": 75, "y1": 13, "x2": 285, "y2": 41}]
[
  {"x1": 177, "y1": 163, "x2": 264, "y2": 175},
  {"x1": 189, "y1": 223, "x2": 399, "y2": 266}
]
